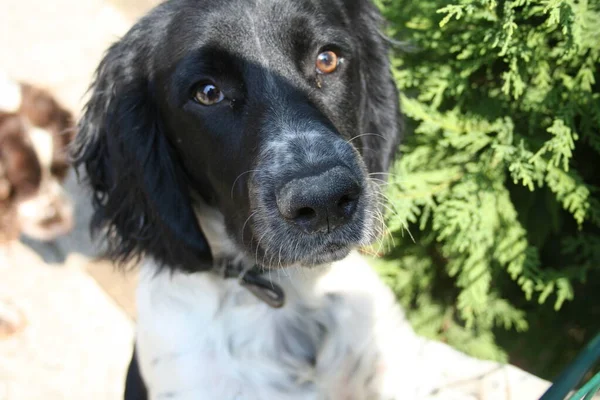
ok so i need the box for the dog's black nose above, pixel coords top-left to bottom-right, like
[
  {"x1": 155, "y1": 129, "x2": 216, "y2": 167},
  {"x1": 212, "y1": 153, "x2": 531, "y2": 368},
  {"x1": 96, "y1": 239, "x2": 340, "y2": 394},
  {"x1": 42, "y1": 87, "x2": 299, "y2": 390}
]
[{"x1": 276, "y1": 167, "x2": 361, "y2": 234}]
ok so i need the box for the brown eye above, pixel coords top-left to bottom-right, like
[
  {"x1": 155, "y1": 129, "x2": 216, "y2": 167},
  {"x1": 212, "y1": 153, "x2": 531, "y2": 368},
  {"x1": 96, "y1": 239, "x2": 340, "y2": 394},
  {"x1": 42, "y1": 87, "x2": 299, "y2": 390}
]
[
  {"x1": 316, "y1": 51, "x2": 339, "y2": 74},
  {"x1": 193, "y1": 83, "x2": 225, "y2": 105}
]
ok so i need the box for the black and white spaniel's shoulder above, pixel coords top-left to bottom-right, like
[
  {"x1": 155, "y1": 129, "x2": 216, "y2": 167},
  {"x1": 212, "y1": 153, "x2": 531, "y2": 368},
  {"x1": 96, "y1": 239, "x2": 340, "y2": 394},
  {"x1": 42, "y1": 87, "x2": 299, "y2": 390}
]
[
  {"x1": 134, "y1": 251, "x2": 421, "y2": 399},
  {"x1": 73, "y1": 0, "x2": 418, "y2": 398}
]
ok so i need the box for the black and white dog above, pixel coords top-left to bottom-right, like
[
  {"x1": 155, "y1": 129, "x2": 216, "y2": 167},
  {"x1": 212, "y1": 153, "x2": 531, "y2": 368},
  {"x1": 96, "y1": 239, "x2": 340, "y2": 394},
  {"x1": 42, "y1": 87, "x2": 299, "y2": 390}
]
[{"x1": 73, "y1": 0, "x2": 421, "y2": 398}]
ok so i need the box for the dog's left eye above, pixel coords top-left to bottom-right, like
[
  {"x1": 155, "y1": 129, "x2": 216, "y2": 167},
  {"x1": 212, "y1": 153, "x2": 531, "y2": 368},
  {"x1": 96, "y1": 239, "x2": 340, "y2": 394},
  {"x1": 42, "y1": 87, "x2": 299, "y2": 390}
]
[
  {"x1": 316, "y1": 51, "x2": 340, "y2": 74},
  {"x1": 193, "y1": 83, "x2": 225, "y2": 105}
]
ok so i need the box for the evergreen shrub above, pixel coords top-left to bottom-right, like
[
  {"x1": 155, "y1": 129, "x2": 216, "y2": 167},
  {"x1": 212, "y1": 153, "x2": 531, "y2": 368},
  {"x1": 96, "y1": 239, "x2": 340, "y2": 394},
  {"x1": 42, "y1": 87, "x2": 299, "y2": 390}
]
[{"x1": 375, "y1": 0, "x2": 600, "y2": 377}]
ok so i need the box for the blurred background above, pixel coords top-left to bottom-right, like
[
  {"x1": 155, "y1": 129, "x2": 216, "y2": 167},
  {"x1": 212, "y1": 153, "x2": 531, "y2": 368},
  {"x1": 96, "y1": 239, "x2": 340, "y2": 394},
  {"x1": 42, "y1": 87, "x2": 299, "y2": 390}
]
[
  {"x1": 0, "y1": 1, "x2": 157, "y2": 398},
  {"x1": 0, "y1": 0, "x2": 598, "y2": 398}
]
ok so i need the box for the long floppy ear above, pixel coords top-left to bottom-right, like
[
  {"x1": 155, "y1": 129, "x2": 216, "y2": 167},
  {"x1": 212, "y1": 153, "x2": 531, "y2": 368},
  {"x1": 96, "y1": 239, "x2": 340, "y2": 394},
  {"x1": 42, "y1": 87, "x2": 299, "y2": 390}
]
[
  {"x1": 346, "y1": 0, "x2": 402, "y2": 174},
  {"x1": 71, "y1": 40, "x2": 212, "y2": 272}
]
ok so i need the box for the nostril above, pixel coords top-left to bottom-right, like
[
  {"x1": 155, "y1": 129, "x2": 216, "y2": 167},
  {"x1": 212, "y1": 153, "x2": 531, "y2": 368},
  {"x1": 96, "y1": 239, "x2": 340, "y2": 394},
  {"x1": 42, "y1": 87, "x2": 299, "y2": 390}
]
[
  {"x1": 337, "y1": 194, "x2": 353, "y2": 209},
  {"x1": 295, "y1": 207, "x2": 316, "y2": 220},
  {"x1": 291, "y1": 207, "x2": 319, "y2": 230},
  {"x1": 336, "y1": 192, "x2": 359, "y2": 217}
]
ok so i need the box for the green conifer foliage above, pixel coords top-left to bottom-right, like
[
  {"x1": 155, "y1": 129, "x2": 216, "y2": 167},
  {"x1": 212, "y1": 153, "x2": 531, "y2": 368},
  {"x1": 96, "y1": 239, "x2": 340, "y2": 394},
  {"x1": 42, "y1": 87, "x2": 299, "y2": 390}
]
[{"x1": 375, "y1": 0, "x2": 600, "y2": 376}]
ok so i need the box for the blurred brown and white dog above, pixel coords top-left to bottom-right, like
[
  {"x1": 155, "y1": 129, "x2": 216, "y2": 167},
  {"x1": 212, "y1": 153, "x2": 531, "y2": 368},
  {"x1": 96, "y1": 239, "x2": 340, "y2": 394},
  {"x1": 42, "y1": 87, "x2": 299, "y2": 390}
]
[{"x1": 0, "y1": 73, "x2": 74, "y2": 242}]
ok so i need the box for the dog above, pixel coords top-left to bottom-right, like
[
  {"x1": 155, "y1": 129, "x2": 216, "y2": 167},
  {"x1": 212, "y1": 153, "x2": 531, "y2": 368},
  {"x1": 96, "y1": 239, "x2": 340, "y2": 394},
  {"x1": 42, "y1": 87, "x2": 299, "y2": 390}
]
[
  {"x1": 0, "y1": 73, "x2": 74, "y2": 243},
  {"x1": 73, "y1": 0, "x2": 422, "y2": 398}
]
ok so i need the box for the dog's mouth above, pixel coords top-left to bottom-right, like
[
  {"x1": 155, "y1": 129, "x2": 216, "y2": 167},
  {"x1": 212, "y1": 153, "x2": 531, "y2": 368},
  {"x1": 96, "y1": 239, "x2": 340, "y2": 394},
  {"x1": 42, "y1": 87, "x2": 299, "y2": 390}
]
[
  {"x1": 322, "y1": 241, "x2": 347, "y2": 252},
  {"x1": 305, "y1": 249, "x2": 351, "y2": 266},
  {"x1": 247, "y1": 235, "x2": 354, "y2": 269},
  {"x1": 20, "y1": 213, "x2": 74, "y2": 242},
  {"x1": 244, "y1": 190, "x2": 375, "y2": 269},
  {"x1": 16, "y1": 184, "x2": 74, "y2": 242},
  {"x1": 305, "y1": 240, "x2": 354, "y2": 264}
]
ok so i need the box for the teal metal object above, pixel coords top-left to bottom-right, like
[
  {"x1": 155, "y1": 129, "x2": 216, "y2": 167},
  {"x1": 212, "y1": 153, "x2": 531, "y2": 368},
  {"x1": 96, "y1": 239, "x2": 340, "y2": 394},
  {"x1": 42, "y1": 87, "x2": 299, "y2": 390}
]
[
  {"x1": 540, "y1": 333, "x2": 600, "y2": 400},
  {"x1": 569, "y1": 372, "x2": 600, "y2": 400}
]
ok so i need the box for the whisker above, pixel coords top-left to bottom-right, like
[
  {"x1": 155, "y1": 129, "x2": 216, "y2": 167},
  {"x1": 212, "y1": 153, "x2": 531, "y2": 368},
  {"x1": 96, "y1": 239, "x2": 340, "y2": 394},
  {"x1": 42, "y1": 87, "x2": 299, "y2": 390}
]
[
  {"x1": 347, "y1": 132, "x2": 387, "y2": 144},
  {"x1": 379, "y1": 202, "x2": 401, "y2": 219},
  {"x1": 292, "y1": 236, "x2": 302, "y2": 265},
  {"x1": 263, "y1": 234, "x2": 279, "y2": 271},
  {"x1": 241, "y1": 211, "x2": 259, "y2": 243},
  {"x1": 366, "y1": 208, "x2": 392, "y2": 248},
  {"x1": 260, "y1": 234, "x2": 279, "y2": 285},
  {"x1": 254, "y1": 230, "x2": 270, "y2": 267},
  {"x1": 368, "y1": 172, "x2": 403, "y2": 178},
  {"x1": 377, "y1": 197, "x2": 415, "y2": 246},
  {"x1": 287, "y1": 236, "x2": 307, "y2": 281},
  {"x1": 402, "y1": 221, "x2": 416, "y2": 244},
  {"x1": 360, "y1": 210, "x2": 391, "y2": 256},
  {"x1": 368, "y1": 177, "x2": 393, "y2": 187},
  {"x1": 230, "y1": 169, "x2": 260, "y2": 199},
  {"x1": 277, "y1": 242, "x2": 287, "y2": 278},
  {"x1": 377, "y1": 208, "x2": 396, "y2": 250}
]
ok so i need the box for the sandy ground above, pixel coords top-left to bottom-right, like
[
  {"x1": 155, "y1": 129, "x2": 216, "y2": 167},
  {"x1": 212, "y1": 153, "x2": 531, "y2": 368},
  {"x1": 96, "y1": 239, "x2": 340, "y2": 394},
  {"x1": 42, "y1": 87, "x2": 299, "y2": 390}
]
[{"x1": 0, "y1": 0, "x2": 553, "y2": 399}]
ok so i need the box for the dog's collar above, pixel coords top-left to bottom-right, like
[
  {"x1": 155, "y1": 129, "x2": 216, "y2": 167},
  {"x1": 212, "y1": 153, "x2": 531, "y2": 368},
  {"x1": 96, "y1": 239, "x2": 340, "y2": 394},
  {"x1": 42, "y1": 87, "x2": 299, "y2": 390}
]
[{"x1": 217, "y1": 263, "x2": 285, "y2": 308}]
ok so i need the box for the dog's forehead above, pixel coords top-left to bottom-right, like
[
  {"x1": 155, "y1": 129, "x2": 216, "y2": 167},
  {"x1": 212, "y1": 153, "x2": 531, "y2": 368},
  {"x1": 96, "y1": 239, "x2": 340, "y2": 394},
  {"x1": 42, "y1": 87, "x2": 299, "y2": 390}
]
[{"x1": 169, "y1": 0, "x2": 349, "y2": 62}]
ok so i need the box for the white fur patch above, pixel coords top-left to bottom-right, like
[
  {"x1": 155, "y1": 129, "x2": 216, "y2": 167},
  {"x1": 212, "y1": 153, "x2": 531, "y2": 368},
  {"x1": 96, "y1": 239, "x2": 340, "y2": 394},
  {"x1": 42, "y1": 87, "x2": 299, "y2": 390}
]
[
  {"x1": 0, "y1": 73, "x2": 22, "y2": 113},
  {"x1": 194, "y1": 200, "x2": 243, "y2": 261},
  {"x1": 28, "y1": 127, "x2": 54, "y2": 168},
  {"x1": 135, "y1": 204, "x2": 424, "y2": 399}
]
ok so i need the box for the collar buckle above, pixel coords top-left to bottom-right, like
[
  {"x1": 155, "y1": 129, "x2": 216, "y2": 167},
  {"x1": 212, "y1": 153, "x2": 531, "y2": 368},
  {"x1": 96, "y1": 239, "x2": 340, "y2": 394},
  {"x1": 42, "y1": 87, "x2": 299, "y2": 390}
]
[
  {"x1": 239, "y1": 271, "x2": 285, "y2": 308},
  {"x1": 217, "y1": 261, "x2": 285, "y2": 308}
]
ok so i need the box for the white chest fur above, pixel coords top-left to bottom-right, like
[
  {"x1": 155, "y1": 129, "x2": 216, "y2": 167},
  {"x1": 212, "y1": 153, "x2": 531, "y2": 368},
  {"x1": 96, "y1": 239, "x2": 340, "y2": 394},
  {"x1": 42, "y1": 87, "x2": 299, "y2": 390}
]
[{"x1": 135, "y1": 252, "x2": 421, "y2": 400}]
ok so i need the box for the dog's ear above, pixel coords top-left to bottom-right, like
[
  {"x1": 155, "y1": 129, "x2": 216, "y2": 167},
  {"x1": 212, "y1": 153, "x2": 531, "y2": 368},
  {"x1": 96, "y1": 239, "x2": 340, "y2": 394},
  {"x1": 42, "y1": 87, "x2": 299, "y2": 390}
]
[
  {"x1": 345, "y1": 0, "x2": 402, "y2": 174},
  {"x1": 0, "y1": 114, "x2": 42, "y2": 200},
  {"x1": 71, "y1": 40, "x2": 213, "y2": 271}
]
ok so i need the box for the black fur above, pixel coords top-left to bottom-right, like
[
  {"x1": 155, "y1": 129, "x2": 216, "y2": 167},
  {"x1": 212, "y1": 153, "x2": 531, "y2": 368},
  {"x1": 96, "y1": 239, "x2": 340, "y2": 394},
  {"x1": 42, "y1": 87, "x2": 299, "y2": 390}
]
[
  {"x1": 73, "y1": 40, "x2": 212, "y2": 272},
  {"x1": 72, "y1": 0, "x2": 400, "y2": 271},
  {"x1": 124, "y1": 349, "x2": 147, "y2": 400}
]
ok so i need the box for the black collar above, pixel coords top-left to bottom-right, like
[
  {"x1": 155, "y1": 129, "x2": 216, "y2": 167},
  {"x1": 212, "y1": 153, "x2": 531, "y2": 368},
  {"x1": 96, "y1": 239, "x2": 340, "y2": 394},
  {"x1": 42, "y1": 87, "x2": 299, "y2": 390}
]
[{"x1": 216, "y1": 263, "x2": 285, "y2": 308}]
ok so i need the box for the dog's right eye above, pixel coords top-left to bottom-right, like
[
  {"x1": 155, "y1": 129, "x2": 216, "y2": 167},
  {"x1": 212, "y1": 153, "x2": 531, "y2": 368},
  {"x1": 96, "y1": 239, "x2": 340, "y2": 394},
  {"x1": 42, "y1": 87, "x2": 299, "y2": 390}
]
[
  {"x1": 316, "y1": 50, "x2": 339, "y2": 74},
  {"x1": 193, "y1": 83, "x2": 225, "y2": 106}
]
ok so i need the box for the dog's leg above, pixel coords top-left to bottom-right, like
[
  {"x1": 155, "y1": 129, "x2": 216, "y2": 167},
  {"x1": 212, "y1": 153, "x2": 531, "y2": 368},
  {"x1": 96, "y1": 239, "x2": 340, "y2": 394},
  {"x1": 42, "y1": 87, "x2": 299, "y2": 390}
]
[{"x1": 124, "y1": 347, "x2": 148, "y2": 400}]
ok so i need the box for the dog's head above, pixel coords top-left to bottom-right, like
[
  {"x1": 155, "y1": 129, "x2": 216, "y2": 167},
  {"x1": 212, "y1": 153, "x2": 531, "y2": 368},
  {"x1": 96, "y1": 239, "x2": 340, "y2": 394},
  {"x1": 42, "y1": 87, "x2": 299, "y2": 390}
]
[
  {"x1": 73, "y1": 0, "x2": 401, "y2": 271},
  {"x1": 0, "y1": 75, "x2": 74, "y2": 242}
]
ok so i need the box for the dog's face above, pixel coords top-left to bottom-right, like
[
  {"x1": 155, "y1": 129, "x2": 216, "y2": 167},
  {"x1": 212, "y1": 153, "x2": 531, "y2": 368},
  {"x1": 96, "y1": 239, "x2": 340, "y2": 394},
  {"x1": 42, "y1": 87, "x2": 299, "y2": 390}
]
[
  {"x1": 74, "y1": 0, "x2": 401, "y2": 271},
  {"x1": 0, "y1": 77, "x2": 74, "y2": 242}
]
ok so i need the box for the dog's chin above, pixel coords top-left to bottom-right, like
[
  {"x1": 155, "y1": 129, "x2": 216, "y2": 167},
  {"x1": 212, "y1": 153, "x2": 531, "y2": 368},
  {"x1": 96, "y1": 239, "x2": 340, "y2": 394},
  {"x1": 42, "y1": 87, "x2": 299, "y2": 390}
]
[
  {"x1": 243, "y1": 207, "x2": 373, "y2": 269},
  {"x1": 300, "y1": 245, "x2": 352, "y2": 267},
  {"x1": 20, "y1": 217, "x2": 74, "y2": 242},
  {"x1": 253, "y1": 242, "x2": 354, "y2": 269}
]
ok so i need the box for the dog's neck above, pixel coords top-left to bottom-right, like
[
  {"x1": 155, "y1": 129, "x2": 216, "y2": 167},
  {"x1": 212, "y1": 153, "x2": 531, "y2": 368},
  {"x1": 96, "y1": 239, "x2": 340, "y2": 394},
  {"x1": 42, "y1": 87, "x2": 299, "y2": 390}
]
[
  {"x1": 193, "y1": 202, "x2": 331, "y2": 306},
  {"x1": 194, "y1": 202, "x2": 247, "y2": 266}
]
